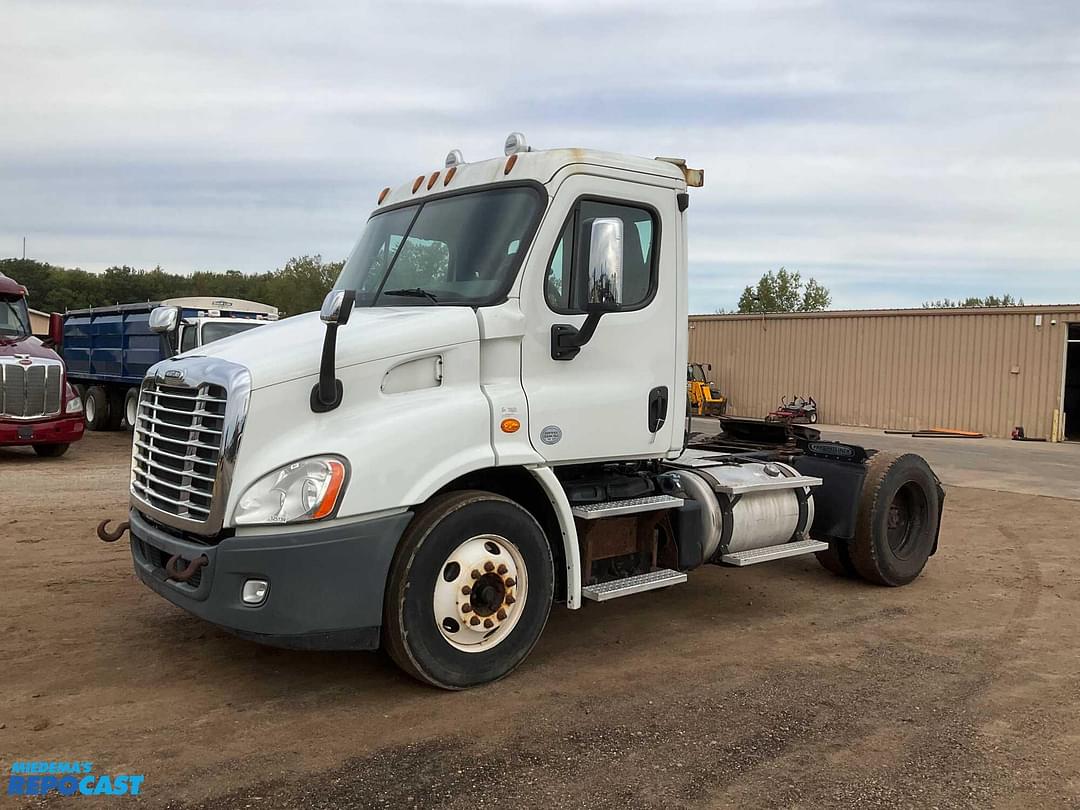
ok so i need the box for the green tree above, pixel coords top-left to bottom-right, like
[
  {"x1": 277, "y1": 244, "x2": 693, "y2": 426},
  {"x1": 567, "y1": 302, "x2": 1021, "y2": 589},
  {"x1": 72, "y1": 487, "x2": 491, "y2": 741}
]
[
  {"x1": 922, "y1": 294, "x2": 1023, "y2": 309},
  {"x1": 737, "y1": 267, "x2": 831, "y2": 313}
]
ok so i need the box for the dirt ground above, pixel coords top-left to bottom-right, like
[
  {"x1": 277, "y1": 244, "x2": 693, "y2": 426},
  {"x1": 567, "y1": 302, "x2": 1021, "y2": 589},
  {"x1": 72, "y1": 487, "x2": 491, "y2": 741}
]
[{"x1": 2, "y1": 433, "x2": 1079, "y2": 809}]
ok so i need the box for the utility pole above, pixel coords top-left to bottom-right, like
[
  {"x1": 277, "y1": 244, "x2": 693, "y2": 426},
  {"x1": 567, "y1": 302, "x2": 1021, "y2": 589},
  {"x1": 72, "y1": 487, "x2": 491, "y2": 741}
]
[{"x1": 22, "y1": 237, "x2": 26, "y2": 260}]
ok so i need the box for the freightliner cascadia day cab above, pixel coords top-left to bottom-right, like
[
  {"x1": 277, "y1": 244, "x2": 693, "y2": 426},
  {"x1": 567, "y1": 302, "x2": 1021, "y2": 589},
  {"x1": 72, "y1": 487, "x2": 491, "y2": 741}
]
[
  {"x1": 0, "y1": 272, "x2": 85, "y2": 456},
  {"x1": 62, "y1": 297, "x2": 278, "y2": 432},
  {"x1": 110, "y1": 135, "x2": 945, "y2": 689}
]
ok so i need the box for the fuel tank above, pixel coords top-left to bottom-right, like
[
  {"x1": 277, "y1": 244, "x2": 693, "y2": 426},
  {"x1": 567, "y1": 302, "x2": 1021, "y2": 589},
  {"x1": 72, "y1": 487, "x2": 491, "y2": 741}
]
[{"x1": 662, "y1": 450, "x2": 821, "y2": 563}]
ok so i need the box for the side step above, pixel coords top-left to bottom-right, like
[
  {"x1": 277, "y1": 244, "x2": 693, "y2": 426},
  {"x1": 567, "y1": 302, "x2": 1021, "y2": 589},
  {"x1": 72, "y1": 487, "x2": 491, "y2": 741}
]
[
  {"x1": 581, "y1": 569, "x2": 687, "y2": 602},
  {"x1": 571, "y1": 494, "x2": 683, "y2": 520},
  {"x1": 720, "y1": 538, "x2": 829, "y2": 567}
]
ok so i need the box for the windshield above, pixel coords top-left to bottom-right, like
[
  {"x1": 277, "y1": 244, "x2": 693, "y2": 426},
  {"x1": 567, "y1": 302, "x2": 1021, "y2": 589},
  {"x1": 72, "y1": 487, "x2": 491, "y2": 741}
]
[
  {"x1": 0, "y1": 295, "x2": 31, "y2": 340},
  {"x1": 335, "y1": 185, "x2": 544, "y2": 306},
  {"x1": 201, "y1": 320, "x2": 263, "y2": 345}
]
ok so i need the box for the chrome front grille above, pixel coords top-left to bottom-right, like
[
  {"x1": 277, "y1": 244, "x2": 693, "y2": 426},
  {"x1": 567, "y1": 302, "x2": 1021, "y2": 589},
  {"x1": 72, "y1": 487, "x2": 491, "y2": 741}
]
[
  {"x1": 131, "y1": 380, "x2": 228, "y2": 524},
  {"x1": 0, "y1": 359, "x2": 63, "y2": 419}
]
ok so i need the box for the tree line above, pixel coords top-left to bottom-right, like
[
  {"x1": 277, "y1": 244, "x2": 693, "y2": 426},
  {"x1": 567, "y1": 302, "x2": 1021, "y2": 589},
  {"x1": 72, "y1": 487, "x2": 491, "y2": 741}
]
[{"x1": 1, "y1": 256, "x2": 342, "y2": 318}]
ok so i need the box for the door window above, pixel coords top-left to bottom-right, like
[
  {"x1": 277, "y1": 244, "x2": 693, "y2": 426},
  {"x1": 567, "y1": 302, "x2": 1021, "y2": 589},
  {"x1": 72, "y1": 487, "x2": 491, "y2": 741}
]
[
  {"x1": 545, "y1": 199, "x2": 658, "y2": 314},
  {"x1": 179, "y1": 324, "x2": 197, "y2": 353}
]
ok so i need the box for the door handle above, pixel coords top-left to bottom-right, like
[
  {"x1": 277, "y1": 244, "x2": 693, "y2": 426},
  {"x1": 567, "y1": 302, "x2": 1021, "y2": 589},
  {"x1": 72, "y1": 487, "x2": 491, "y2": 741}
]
[{"x1": 648, "y1": 386, "x2": 669, "y2": 433}]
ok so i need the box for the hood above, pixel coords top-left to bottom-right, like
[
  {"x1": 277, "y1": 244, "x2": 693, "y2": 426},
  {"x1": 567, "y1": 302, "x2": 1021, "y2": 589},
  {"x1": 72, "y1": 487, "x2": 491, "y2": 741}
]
[
  {"x1": 0, "y1": 334, "x2": 60, "y2": 361},
  {"x1": 186, "y1": 306, "x2": 480, "y2": 390}
]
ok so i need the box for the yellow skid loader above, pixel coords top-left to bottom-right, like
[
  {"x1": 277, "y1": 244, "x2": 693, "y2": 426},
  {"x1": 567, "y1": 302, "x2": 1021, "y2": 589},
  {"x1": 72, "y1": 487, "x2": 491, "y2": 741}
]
[{"x1": 687, "y1": 362, "x2": 727, "y2": 417}]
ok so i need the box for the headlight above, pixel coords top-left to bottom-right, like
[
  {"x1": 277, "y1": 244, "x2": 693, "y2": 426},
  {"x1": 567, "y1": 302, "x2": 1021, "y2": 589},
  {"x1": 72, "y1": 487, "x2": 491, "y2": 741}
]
[
  {"x1": 234, "y1": 456, "x2": 348, "y2": 526},
  {"x1": 65, "y1": 384, "x2": 83, "y2": 414}
]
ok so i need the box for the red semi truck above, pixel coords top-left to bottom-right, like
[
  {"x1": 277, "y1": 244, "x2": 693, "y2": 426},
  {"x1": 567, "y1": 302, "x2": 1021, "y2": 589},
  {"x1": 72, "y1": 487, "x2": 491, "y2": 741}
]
[{"x1": 0, "y1": 272, "x2": 85, "y2": 456}]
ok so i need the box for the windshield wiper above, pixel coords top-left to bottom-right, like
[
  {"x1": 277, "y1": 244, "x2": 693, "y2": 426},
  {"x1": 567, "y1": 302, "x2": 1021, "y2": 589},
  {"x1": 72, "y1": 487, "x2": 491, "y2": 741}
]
[{"x1": 382, "y1": 288, "x2": 439, "y2": 304}]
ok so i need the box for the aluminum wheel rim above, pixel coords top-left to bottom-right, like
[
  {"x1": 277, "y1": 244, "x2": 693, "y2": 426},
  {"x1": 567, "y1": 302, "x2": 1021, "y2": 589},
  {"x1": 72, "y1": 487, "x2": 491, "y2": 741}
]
[
  {"x1": 85, "y1": 396, "x2": 96, "y2": 424},
  {"x1": 126, "y1": 395, "x2": 137, "y2": 427},
  {"x1": 433, "y1": 533, "x2": 527, "y2": 653}
]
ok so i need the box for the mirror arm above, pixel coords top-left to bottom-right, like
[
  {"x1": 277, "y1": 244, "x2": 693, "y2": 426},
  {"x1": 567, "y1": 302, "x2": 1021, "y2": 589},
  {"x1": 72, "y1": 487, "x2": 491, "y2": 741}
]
[
  {"x1": 310, "y1": 322, "x2": 344, "y2": 412},
  {"x1": 550, "y1": 311, "x2": 604, "y2": 361},
  {"x1": 310, "y1": 289, "x2": 355, "y2": 413}
]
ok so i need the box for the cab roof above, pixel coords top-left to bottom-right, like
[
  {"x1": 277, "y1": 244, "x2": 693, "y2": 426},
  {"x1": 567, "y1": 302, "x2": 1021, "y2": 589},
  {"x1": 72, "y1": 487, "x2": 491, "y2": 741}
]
[
  {"x1": 0, "y1": 272, "x2": 28, "y2": 297},
  {"x1": 374, "y1": 146, "x2": 694, "y2": 211}
]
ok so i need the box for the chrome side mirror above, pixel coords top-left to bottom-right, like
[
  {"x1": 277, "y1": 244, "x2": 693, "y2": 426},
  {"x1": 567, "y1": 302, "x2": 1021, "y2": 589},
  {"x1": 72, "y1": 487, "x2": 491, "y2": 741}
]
[
  {"x1": 320, "y1": 289, "x2": 354, "y2": 325},
  {"x1": 586, "y1": 217, "x2": 623, "y2": 311},
  {"x1": 149, "y1": 306, "x2": 179, "y2": 333}
]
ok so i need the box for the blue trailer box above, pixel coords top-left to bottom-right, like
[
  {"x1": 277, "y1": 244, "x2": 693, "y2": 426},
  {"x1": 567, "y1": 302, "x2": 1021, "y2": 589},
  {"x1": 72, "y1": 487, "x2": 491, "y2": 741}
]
[{"x1": 62, "y1": 297, "x2": 277, "y2": 431}]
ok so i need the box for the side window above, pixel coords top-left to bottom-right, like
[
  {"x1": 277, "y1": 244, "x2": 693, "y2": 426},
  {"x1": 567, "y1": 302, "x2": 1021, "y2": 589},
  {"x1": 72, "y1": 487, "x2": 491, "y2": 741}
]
[
  {"x1": 544, "y1": 199, "x2": 657, "y2": 313},
  {"x1": 180, "y1": 324, "x2": 197, "y2": 353}
]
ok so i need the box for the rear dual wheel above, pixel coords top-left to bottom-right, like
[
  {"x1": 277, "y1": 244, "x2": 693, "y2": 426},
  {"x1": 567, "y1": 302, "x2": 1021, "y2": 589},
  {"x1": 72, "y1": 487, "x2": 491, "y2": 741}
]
[
  {"x1": 816, "y1": 452, "x2": 941, "y2": 586},
  {"x1": 383, "y1": 490, "x2": 554, "y2": 690}
]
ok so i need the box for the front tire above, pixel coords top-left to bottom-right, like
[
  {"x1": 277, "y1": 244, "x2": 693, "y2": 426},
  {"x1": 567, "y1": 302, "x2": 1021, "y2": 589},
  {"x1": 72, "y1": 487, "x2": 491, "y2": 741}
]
[
  {"x1": 84, "y1": 386, "x2": 110, "y2": 431},
  {"x1": 33, "y1": 443, "x2": 70, "y2": 458},
  {"x1": 849, "y1": 453, "x2": 942, "y2": 586},
  {"x1": 383, "y1": 490, "x2": 554, "y2": 689},
  {"x1": 123, "y1": 387, "x2": 140, "y2": 431}
]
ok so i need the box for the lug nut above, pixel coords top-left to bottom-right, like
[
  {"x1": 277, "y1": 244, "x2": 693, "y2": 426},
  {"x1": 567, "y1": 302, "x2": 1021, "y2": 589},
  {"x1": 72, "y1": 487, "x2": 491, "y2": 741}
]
[
  {"x1": 462, "y1": 604, "x2": 472, "y2": 613},
  {"x1": 505, "y1": 595, "x2": 516, "y2": 605},
  {"x1": 504, "y1": 577, "x2": 516, "y2": 588},
  {"x1": 470, "y1": 569, "x2": 481, "y2": 580},
  {"x1": 461, "y1": 585, "x2": 472, "y2": 595},
  {"x1": 484, "y1": 561, "x2": 495, "y2": 573},
  {"x1": 496, "y1": 564, "x2": 508, "y2": 575},
  {"x1": 483, "y1": 619, "x2": 494, "y2": 629},
  {"x1": 470, "y1": 616, "x2": 481, "y2": 626},
  {"x1": 497, "y1": 609, "x2": 507, "y2": 620}
]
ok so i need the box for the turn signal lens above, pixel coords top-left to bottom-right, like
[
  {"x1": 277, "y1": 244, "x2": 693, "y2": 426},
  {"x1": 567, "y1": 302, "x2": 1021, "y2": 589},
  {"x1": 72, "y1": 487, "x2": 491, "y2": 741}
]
[{"x1": 500, "y1": 418, "x2": 521, "y2": 434}]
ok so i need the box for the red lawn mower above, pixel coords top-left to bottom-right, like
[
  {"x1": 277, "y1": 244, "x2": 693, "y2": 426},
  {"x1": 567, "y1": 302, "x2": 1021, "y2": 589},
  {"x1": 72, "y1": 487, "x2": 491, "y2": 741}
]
[{"x1": 767, "y1": 394, "x2": 819, "y2": 425}]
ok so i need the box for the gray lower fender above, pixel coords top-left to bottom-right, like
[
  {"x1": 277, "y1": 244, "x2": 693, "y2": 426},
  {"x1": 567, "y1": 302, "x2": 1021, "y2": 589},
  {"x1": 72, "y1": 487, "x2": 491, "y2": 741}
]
[{"x1": 128, "y1": 507, "x2": 413, "y2": 650}]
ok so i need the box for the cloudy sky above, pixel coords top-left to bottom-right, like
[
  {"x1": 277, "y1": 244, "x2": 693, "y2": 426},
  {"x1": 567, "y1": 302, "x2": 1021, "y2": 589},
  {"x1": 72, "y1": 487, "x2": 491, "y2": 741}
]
[{"x1": 3, "y1": 0, "x2": 1078, "y2": 312}]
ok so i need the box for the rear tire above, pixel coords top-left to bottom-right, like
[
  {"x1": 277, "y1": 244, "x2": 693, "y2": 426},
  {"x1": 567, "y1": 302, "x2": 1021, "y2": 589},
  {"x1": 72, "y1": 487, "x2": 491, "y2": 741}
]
[
  {"x1": 84, "y1": 386, "x2": 110, "y2": 431},
  {"x1": 849, "y1": 452, "x2": 941, "y2": 586},
  {"x1": 383, "y1": 490, "x2": 554, "y2": 690},
  {"x1": 33, "y1": 443, "x2": 70, "y2": 458},
  {"x1": 106, "y1": 388, "x2": 125, "y2": 430},
  {"x1": 815, "y1": 540, "x2": 858, "y2": 578},
  {"x1": 123, "y1": 387, "x2": 140, "y2": 431}
]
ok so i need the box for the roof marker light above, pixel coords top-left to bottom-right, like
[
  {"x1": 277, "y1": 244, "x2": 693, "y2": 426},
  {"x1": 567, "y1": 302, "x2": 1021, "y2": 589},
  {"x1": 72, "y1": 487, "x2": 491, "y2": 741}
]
[
  {"x1": 427, "y1": 171, "x2": 440, "y2": 190},
  {"x1": 444, "y1": 166, "x2": 457, "y2": 186},
  {"x1": 445, "y1": 149, "x2": 465, "y2": 168},
  {"x1": 412, "y1": 175, "x2": 424, "y2": 193},
  {"x1": 504, "y1": 154, "x2": 518, "y2": 175},
  {"x1": 504, "y1": 132, "x2": 529, "y2": 155},
  {"x1": 378, "y1": 187, "x2": 390, "y2": 204}
]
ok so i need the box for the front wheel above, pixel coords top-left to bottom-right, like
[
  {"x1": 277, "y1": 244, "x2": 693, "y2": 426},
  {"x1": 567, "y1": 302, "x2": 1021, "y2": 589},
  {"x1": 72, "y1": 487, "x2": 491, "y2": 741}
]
[
  {"x1": 84, "y1": 386, "x2": 110, "y2": 431},
  {"x1": 383, "y1": 490, "x2": 554, "y2": 689},
  {"x1": 123, "y1": 387, "x2": 140, "y2": 431},
  {"x1": 33, "y1": 443, "x2": 70, "y2": 458}
]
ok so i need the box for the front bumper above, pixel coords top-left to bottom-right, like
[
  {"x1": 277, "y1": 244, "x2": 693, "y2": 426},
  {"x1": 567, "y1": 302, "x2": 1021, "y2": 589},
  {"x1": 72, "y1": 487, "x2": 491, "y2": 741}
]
[
  {"x1": 0, "y1": 413, "x2": 84, "y2": 446},
  {"x1": 128, "y1": 507, "x2": 413, "y2": 650}
]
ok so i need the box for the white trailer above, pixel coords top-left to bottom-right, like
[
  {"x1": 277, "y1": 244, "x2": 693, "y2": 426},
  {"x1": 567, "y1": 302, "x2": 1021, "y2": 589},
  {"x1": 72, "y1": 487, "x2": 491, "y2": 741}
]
[{"x1": 108, "y1": 134, "x2": 944, "y2": 689}]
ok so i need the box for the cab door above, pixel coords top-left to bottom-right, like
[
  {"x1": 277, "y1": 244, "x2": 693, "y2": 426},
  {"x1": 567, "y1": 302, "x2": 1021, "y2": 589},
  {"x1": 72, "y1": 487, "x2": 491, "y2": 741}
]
[{"x1": 519, "y1": 174, "x2": 681, "y2": 463}]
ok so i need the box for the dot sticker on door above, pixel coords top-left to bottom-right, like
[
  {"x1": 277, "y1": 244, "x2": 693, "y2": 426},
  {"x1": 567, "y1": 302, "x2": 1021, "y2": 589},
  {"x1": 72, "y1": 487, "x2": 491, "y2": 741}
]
[{"x1": 540, "y1": 425, "x2": 562, "y2": 445}]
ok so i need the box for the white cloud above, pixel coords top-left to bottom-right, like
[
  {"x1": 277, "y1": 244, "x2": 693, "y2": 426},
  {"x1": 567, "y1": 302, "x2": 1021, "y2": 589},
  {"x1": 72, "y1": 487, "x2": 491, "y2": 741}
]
[{"x1": 2, "y1": 0, "x2": 1078, "y2": 310}]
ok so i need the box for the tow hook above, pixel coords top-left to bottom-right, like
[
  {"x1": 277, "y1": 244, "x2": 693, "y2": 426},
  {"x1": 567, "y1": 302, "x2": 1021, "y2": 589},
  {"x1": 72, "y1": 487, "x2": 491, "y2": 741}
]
[
  {"x1": 164, "y1": 553, "x2": 208, "y2": 583},
  {"x1": 97, "y1": 519, "x2": 130, "y2": 543}
]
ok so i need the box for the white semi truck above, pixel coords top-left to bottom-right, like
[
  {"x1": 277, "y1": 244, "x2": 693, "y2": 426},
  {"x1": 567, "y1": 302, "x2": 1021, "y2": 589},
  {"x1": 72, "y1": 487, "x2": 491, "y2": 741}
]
[{"x1": 105, "y1": 135, "x2": 944, "y2": 689}]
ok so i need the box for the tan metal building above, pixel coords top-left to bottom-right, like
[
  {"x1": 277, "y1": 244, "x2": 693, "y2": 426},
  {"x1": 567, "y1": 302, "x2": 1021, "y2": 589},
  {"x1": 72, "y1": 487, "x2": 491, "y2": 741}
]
[
  {"x1": 689, "y1": 305, "x2": 1080, "y2": 441},
  {"x1": 29, "y1": 308, "x2": 50, "y2": 338}
]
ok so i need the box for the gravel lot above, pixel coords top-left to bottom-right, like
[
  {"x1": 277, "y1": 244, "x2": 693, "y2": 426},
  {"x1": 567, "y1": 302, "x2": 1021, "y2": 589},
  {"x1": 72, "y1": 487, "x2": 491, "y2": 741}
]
[{"x1": 2, "y1": 432, "x2": 1079, "y2": 808}]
